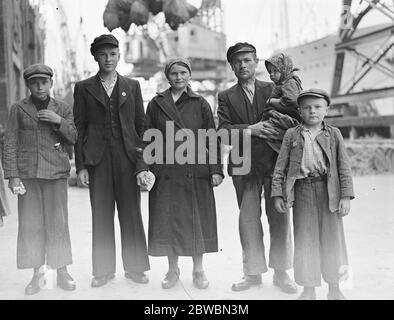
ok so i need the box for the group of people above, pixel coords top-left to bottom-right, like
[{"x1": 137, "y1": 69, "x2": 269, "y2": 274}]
[{"x1": 0, "y1": 33, "x2": 354, "y2": 300}]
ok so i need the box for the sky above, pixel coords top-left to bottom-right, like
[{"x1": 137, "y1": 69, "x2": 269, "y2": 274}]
[{"x1": 33, "y1": 0, "x2": 389, "y2": 76}]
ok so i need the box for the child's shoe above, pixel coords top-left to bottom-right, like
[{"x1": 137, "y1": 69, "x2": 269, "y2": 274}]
[{"x1": 327, "y1": 289, "x2": 347, "y2": 300}]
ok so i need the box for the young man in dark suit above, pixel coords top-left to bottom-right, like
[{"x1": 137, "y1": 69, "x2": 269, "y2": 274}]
[
  {"x1": 217, "y1": 43, "x2": 297, "y2": 294},
  {"x1": 73, "y1": 34, "x2": 150, "y2": 288}
]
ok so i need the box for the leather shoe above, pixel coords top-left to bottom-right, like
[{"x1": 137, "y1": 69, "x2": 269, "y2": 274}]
[
  {"x1": 57, "y1": 272, "x2": 76, "y2": 291},
  {"x1": 125, "y1": 271, "x2": 149, "y2": 284},
  {"x1": 327, "y1": 290, "x2": 347, "y2": 300},
  {"x1": 273, "y1": 272, "x2": 298, "y2": 294},
  {"x1": 91, "y1": 274, "x2": 115, "y2": 288},
  {"x1": 231, "y1": 275, "x2": 262, "y2": 292},
  {"x1": 25, "y1": 274, "x2": 43, "y2": 295},
  {"x1": 161, "y1": 268, "x2": 180, "y2": 289},
  {"x1": 297, "y1": 289, "x2": 316, "y2": 300},
  {"x1": 192, "y1": 271, "x2": 209, "y2": 290}
]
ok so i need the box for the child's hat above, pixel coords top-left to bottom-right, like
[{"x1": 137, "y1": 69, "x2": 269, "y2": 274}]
[
  {"x1": 297, "y1": 88, "x2": 331, "y2": 106},
  {"x1": 23, "y1": 64, "x2": 53, "y2": 80},
  {"x1": 226, "y1": 42, "x2": 256, "y2": 63}
]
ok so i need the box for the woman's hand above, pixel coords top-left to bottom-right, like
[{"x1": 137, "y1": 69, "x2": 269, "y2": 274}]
[
  {"x1": 211, "y1": 174, "x2": 223, "y2": 187},
  {"x1": 338, "y1": 197, "x2": 351, "y2": 217}
]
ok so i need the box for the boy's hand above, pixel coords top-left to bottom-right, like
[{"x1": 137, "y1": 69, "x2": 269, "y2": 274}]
[
  {"x1": 274, "y1": 196, "x2": 287, "y2": 213},
  {"x1": 37, "y1": 110, "x2": 61, "y2": 124},
  {"x1": 77, "y1": 169, "x2": 89, "y2": 188},
  {"x1": 211, "y1": 174, "x2": 223, "y2": 187},
  {"x1": 8, "y1": 177, "x2": 21, "y2": 192},
  {"x1": 338, "y1": 197, "x2": 351, "y2": 217}
]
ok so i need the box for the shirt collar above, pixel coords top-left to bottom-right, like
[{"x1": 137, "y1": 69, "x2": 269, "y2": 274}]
[
  {"x1": 31, "y1": 95, "x2": 50, "y2": 108},
  {"x1": 98, "y1": 72, "x2": 118, "y2": 84},
  {"x1": 239, "y1": 78, "x2": 256, "y2": 90},
  {"x1": 301, "y1": 121, "x2": 327, "y2": 132}
]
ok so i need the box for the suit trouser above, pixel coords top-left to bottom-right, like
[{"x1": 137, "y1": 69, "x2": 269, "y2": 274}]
[
  {"x1": 232, "y1": 175, "x2": 293, "y2": 275},
  {"x1": 87, "y1": 137, "x2": 150, "y2": 277},
  {"x1": 17, "y1": 179, "x2": 72, "y2": 269},
  {"x1": 293, "y1": 177, "x2": 348, "y2": 287}
]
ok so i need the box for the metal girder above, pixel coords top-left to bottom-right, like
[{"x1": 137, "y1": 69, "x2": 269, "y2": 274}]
[
  {"x1": 345, "y1": 39, "x2": 394, "y2": 93},
  {"x1": 331, "y1": 52, "x2": 346, "y2": 95},
  {"x1": 332, "y1": 0, "x2": 394, "y2": 97},
  {"x1": 331, "y1": 86, "x2": 394, "y2": 105},
  {"x1": 336, "y1": 25, "x2": 394, "y2": 50},
  {"x1": 346, "y1": 47, "x2": 394, "y2": 78},
  {"x1": 362, "y1": 0, "x2": 394, "y2": 21},
  {"x1": 341, "y1": 1, "x2": 374, "y2": 40}
]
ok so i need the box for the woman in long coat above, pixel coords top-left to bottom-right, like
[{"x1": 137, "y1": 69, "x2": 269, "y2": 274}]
[{"x1": 139, "y1": 58, "x2": 223, "y2": 289}]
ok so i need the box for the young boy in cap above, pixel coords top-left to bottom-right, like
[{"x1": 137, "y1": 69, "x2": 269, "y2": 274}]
[
  {"x1": 2, "y1": 64, "x2": 77, "y2": 295},
  {"x1": 271, "y1": 89, "x2": 355, "y2": 300},
  {"x1": 74, "y1": 34, "x2": 150, "y2": 288}
]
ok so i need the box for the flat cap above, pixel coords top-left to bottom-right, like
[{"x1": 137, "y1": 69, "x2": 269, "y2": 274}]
[
  {"x1": 297, "y1": 88, "x2": 331, "y2": 106},
  {"x1": 23, "y1": 64, "x2": 53, "y2": 80},
  {"x1": 226, "y1": 42, "x2": 256, "y2": 63},
  {"x1": 90, "y1": 34, "x2": 119, "y2": 56}
]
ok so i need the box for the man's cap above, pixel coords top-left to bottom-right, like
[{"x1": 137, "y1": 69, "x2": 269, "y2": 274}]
[
  {"x1": 23, "y1": 64, "x2": 53, "y2": 80},
  {"x1": 297, "y1": 88, "x2": 331, "y2": 106},
  {"x1": 90, "y1": 34, "x2": 119, "y2": 56},
  {"x1": 226, "y1": 42, "x2": 256, "y2": 63}
]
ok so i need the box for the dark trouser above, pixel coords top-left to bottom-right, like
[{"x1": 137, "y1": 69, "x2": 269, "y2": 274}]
[
  {"x1": 293, "y1": 176, "x2": 348, "y2": 287},
  {"x1": 17, "y1": 179, "x2": 72, "y2": 269},
  {"x1": 232, "y1": 175, "x2": 293, "y2": 275},
  {"x1": 87, "y1": 137, "x2": 149, "y2": 278}
]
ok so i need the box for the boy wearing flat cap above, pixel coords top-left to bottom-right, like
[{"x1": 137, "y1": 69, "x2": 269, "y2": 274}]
[
  {"x1": 271, "y1": 89, "x2": 354, "y2": 300},
  {"x1": 2, "y1": 64, "x2": 77, "y2": 295},
  {"x1": 74, "y1": 34, "x2": 150, "y2": 288},
  {"x1": 218, "y1": 42, "x2": 297, "y2": 294}
]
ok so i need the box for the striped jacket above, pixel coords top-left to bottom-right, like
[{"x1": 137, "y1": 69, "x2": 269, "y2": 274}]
[{"x1": 3, "y1": 96, "x2": 77, "y2": 180}]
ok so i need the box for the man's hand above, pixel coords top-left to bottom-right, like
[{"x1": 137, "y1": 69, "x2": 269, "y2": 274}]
[
  {"x1": 37, "y1": 110, "x2": 61, "y2": 124},
  {"x1": 77, "y1": 169, "x2": 89, "y2": 188},
  {"x1": 338, "y1": 197, "x2": 351, "y2": 217},
  {"x1": 274, "y1": 196, "x2": 287, "y2": 213},
  {"x1": 248, "y1": 122, "x2": 267, "y2": 137},
  {"x1": 211, "y1": 174, "x2": 223, "y2": 187},
  {"x1": 8, "y1": 177, "x2": 21, "y2": 192},
  {"x1": 136, "y1": 171, "x2": 149, "y2": 187}
]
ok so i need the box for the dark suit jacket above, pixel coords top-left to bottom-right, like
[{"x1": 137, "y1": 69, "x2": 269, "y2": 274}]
[
  {"x1": 73, "y1": 73, "x2": 148, "y2": 174},
  {"x1": 217, "y1": 79, "x2": 273, "y2": 176}
]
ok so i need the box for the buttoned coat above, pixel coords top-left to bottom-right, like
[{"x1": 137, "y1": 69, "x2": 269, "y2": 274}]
[
  {"x1": 217, "y1": 80, "x2": 274, "y2": 175},
  {"x1": 73, "y1": 74, "x2": 147, "y2": 174},
  {"x1": 2, "y1": 97, "x2": 77, "y2": 180},
  {"x1": 143, "y1": 88, "x2": 223, "y2": 256},
  {"x1": 271, "y1": 124, "x2": 355, "y2": 212}
]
